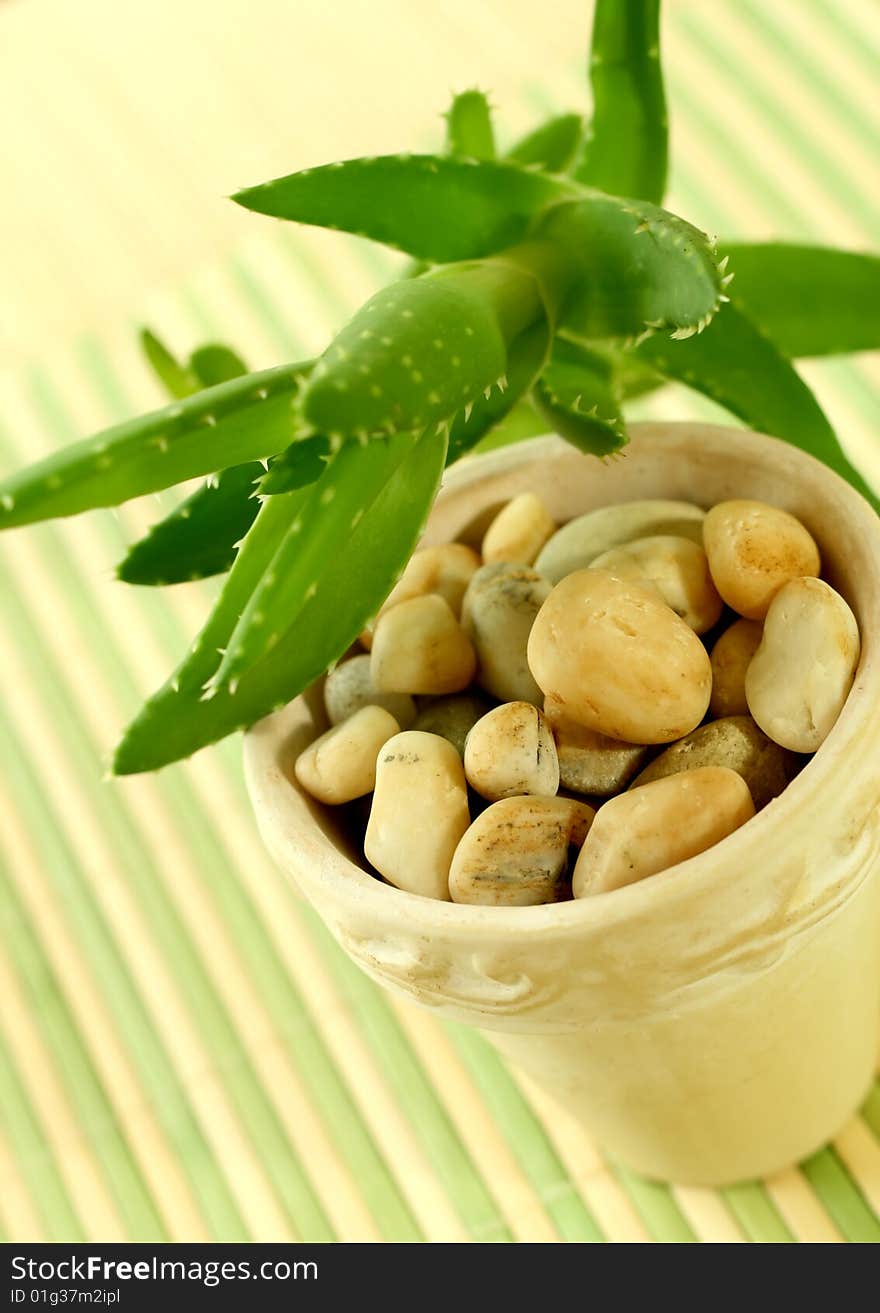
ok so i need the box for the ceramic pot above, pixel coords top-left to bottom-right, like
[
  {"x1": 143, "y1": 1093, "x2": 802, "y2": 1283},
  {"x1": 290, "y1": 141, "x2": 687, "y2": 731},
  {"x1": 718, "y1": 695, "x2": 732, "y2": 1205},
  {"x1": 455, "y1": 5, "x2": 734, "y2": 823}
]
[{"x1": 244, "y1": 425, "x2": 880, "y2": 1185}]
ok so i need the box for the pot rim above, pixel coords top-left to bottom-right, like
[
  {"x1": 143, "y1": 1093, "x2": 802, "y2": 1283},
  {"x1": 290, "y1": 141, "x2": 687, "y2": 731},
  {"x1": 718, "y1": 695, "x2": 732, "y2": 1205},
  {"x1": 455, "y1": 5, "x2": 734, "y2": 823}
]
[{"x1": 244, "y1": 423, "x2": 880, "y2": 938}]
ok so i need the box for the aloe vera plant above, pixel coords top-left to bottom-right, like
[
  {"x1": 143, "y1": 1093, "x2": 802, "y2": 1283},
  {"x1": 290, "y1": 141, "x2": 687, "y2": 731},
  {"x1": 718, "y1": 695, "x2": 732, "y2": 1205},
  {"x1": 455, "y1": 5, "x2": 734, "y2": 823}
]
[{"x1": 1, "y1": 0, "x2": 877, "y2": 775}]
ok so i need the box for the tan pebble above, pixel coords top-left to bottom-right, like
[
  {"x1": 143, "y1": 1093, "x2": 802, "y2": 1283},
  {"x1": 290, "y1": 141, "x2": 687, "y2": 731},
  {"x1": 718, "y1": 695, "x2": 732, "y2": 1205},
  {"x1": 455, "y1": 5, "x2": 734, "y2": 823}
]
[
  {"x1": 449, "y1": 796, "x2": 594, "y2": 906},
  {"x1": 371, "y1": 594, "x2": 476, "y2": 695},
  {"x1": 324, "y1": 653, "x2": 417, "y2": 727},
  {"x1": 703, "y1": 499, "x2": 820, "y2": 620},
  {"x1": 545, "y1": 702, "x2": 648, "y2": 796},
  {"x1": 527, "y1": 569, "x2": 712, "y2": 743},
  {"x1": 413, "y1": 693, "x2": 494, "y2": 757},
  {"x1": 630, "y1": 715, "x2": 791, "y2": 810},
  {"x1": 365, "y1": 731, "x2": 470, "y2": 900},
  {"x1": 482, "y1": 493, "x2": 556, "y2": 567},
  {"x1": 573, "y1": 766, "x2": 755, "y2": 897},
  {"x1": 294, "y1": 706, "x2": 400, "y2": 805},
  {"x1": 461, "y1": 561, "x2": 551, "y2": 705},
  {"x1": 745, "y1": 577, "x2": 860, "y2": 752},
  {"x1": 535, "y1": 499, "x2": 705, "y2": 584},
  {"x1": 709, "y1": 619, "x2": 764, "y2": 718},
  {"x1": 464, "y1": 702, "x2": 559, "y2": 801},
  {"x1": 360, "y1": 542, "x2": 481, "y2": 648},
  {"x1": 591, "y1": 534, "x2": 722, "y2": 634}
]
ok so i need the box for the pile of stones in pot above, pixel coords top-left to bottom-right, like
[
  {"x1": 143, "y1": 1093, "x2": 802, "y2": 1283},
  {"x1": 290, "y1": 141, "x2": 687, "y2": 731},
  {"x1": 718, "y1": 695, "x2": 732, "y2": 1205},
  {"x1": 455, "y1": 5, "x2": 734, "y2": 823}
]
[{"x1": 294, "y1": 491, "x2": 861, "y2": 906}]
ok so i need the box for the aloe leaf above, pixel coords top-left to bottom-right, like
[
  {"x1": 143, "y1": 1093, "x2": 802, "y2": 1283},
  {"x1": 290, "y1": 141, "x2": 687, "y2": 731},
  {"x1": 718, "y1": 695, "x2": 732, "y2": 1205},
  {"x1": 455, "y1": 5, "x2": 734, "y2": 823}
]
[
  {"x1": 540, "y1": 194, "x2": 722, "y2": 341},
  {"x1": 113, "y1": 429, "x2": 446, "y2": 774},
  {"x1": 574, "y1": 0, "x2": 667, "y2": 204},
  {"x1": 0, "y1": 364, "x2": 307, "y2": 530},
  {"x1": 721, "y1": 244, "x2": 880, "y2": 358},
  {"x1": 117, "y1": 339, "x2": 257, "y2": 584},
  {"x1": 446, "y1": 317, "x2": 551, "y2": 463},
  {"x1": 446, "y1": 89, "x2": 496, "y2": 160},
  {"x1": 507, "y1": 114, "x2": 584, "y2": 174},
  {"x1": 257, "y1": 435, "x2": 331, "y2": 494},
  {"x1": 233, "y1": 154, "x2": 571, "y2": 262},
  {"x1": 533, "y1": 339, "x2": 627, "y2": 457},
  {"x1": 214, "y1": 433, "x2": 421, "y2": 687},
  {"x1": 301, "y1": 260, "x2": 545, "y2": 440},
  {"x1": 140, "y1": 328, "x2": 198, "y2": 399},
  {"x1": 635, "y1": 302, "x2": 879, "y2": 509},
  {"x1": 116, "y1": 462, "x2": 263, "y2": 585},
  {"x1": 189, "y1": 344, "x2": 248, "y2": 387}
]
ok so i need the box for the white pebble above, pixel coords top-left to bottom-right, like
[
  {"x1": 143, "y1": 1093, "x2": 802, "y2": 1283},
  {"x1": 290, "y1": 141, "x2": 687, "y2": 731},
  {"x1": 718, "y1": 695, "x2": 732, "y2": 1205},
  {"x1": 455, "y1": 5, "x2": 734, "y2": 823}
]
[
  {"x1": 464, "y1": 702, "x2": 559, "y2": 801},
  {"x1": 365, "y1": 731, "x2": 470, "y2": 900}
]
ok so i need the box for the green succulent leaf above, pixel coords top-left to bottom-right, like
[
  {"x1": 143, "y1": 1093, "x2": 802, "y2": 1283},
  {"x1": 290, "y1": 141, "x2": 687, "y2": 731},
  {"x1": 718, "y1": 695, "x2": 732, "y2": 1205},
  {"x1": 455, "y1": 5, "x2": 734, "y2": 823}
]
[
  {"x1": 635, "y1": 301, "x2": 879, "y2": 509},
  {"x1": 213, "y1": 432, "x2": 422, "y2": 688},
  {"x1": 232, "y1": 154, "x2": 572, "y2": 262},
  {"x1": 301, "y1": 260, "x2": 545, "y2": 440},
  {"x1": 140, "y1": 329, "x2": 198, "y2": 399},
  {"x1": 445, "y1": 89, "x2": 496, "y2": 160},
  {"x1": 116, "y1": 462, "x2": 263, "y2": 585},
  {"x1": 446, "y1": 318, "x2": 551, "y2": 463},
  {"x1": 575, "y1": 0, "x2": 667, "y2": 204},
  {"x1": 721, "y1": 244, "x2": 880, "y2": 358},
  {"x1": 540, "y1": 195, "x2": 722, "y2": 341},
  {"x1": 189, "y1": 344, "x2": 249, "y2": 387},
  {"x1": 507, "y1": 113, "x2": 584, "y2": 174},
  {"x1": 257, "y1": 435, "x2": 331, "y2": 494},
  {"x1": 117, "y1": 337, "x2": 258, "y2": 583},
  {"x1": 533, "y1": 339, "x2": 627, "y2": 457},
  {"x1": 0, "y1": 364, "x2": 308, "y2": 530},
  {"x1": 113, "y1": 429, "x2": 446, "y2": 774}
]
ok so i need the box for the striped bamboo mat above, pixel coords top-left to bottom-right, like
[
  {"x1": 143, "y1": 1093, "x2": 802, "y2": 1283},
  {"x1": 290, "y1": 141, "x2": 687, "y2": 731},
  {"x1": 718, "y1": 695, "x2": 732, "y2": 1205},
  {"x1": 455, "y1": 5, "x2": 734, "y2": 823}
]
[{"x1": 1, "y1": 0, "x2": 879, "y2": 1243}]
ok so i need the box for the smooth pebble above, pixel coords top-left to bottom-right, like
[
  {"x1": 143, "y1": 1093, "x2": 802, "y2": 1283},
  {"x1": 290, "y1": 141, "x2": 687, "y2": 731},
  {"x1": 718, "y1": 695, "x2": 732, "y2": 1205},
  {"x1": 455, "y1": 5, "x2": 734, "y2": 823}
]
[
  {"x1": 462, "y1": 561, "x2": 551, "y2": 705},
  {"x1": 365, "y1": 731, "x2": 470, "y2": 900},
  {"x1": 591, "y1": 534, "x2": 722, "y2": 634},
  {"x1": 449, "y1": 796, "x2": 594, "y2": 906},
  {"x1": 703, "y1": 499, "x2": 820, "y2": 620},
  {"x1": 482, "y1": 493, "x2": 556, "y2": 567},
  {"x1": 464, "y1": 702, "x2": 559, "y2": 801},
  {"x1": 745, "y1": 576, "x2": 860, "y2": 752},
  {"x1": 413, "y1": 693, "x2": 494, "y2": 757},
  {"x1": 573, "y1": 767, "x2": 755, "y2": 897},
  {"x1": 295, "y1": 706, "x2": 400, "y2": 805},
  {"x1": 630, "y1": 715, "x2": 791, "y2": 810},
  {"x1": 324, "y1": 653, "x2": 417, "y2": 728},
  {"x1": 709, "y1": 619, "x2": 764, "y2": 718},
  {"x1": 535, "y1": 499, "x2": 705, "y2": 584},
  {"x1": 360, "y1": 542, "x2": 481, "y2": 648},
  {"x1": 527, "y1": 569, "x2": 712, "y2": 743},
  {"x1": 371, "y1": 594, "x2": 477, "y2": 695},
  {"x1": 545, "y1": 702, "x2": 649, "y2": 796}
]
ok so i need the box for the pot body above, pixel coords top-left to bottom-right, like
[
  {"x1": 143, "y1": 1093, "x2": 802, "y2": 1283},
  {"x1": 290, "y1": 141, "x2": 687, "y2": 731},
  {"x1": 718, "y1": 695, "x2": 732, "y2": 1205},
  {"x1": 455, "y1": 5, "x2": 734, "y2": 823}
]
[{"x1": 245, "y1": 426, "x2": 880, "y2": 1185}]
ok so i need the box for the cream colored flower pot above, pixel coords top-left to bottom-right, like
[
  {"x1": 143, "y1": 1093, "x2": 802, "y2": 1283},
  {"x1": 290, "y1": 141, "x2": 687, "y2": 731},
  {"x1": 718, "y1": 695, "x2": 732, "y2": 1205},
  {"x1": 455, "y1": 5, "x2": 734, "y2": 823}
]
[{"x1": 244, "y1": 425, "x2": 880, "y2": 1186}]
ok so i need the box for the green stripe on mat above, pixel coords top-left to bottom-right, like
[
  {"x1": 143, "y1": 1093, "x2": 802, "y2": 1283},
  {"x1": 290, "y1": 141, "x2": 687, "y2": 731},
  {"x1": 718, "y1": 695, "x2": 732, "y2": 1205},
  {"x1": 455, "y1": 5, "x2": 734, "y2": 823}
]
[
  {"x1": 446, "y1": 1026, "x2": 606, "y2": 1242},
  {"x1": 611, "y1": 1169, "x2": 698, "y2": 1245},
  {"x1": 0, "y1": 546, "x2": 331, "y2": 1242},
  {"x1": 0, "y1": 701, "x2": 250, "y2": 1241},
  {"x1": 722, "y1": 1184, "x2": 795, "y2": 1244},
  {"x1": 228, "y1": 255, "x2": 312, "y2": 359},
  {"x1": 800, "y1": 1148, "x2": 880, "y2": 1245},
  {"x1": 0, "y1": 856, "x2": 166, "y2": 1240},
  {"x1": 740, "y1": 0, "x2": 880, "y2": 158},
  {"x1": 302, "y1": 909, "x2": 515, "y2": 1243},
  {"x1": 0, "y1": 969, "x2": 87, "y2": 1241},
  {"x1": 680, "y1": 11, "x2": 879, "y2": 238}
]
